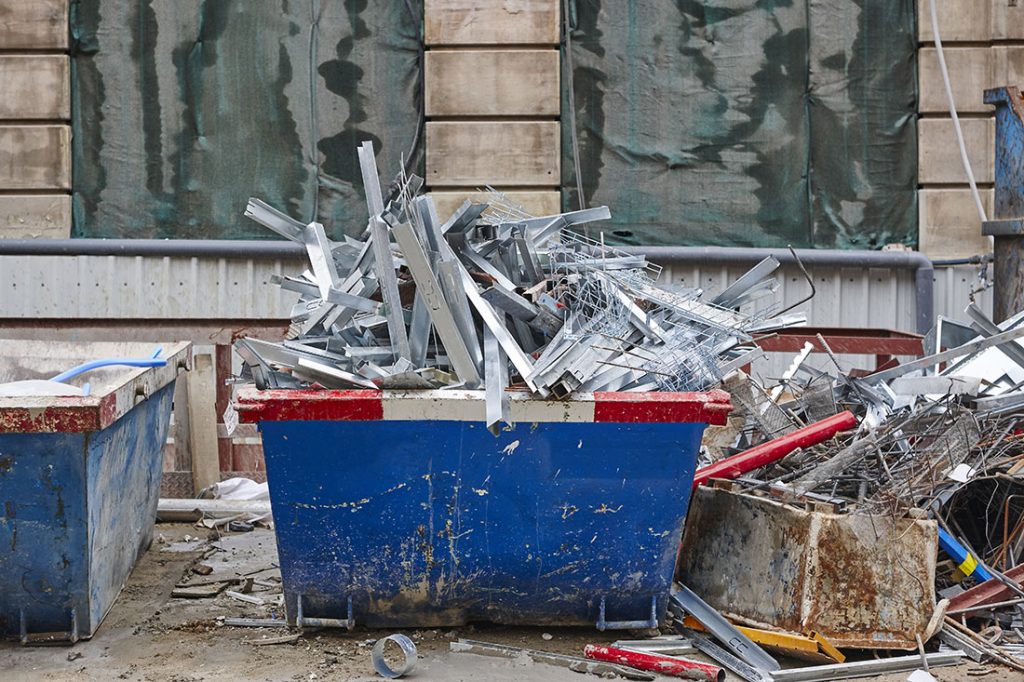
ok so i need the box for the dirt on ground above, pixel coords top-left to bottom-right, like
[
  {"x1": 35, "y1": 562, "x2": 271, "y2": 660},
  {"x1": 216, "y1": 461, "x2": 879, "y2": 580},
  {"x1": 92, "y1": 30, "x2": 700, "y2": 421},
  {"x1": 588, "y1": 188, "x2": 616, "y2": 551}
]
[{"x1": 2, "y1": 524, "x2": 1018, "y2": 682}]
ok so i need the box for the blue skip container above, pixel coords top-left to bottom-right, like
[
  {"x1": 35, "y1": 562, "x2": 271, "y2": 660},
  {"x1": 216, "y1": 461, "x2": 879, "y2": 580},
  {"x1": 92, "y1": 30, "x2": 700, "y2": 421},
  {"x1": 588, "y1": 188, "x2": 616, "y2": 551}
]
[
  {"x1": 237, "y1": 387, "x2": 731, "y2": 629},
  {"x1": 0, "y1": 341, "x2": 190, "y2": 641}
]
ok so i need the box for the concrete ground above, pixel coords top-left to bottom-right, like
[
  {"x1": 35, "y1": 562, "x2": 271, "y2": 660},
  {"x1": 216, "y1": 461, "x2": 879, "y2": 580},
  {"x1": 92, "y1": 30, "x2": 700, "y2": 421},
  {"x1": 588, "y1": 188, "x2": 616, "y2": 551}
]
[{"x1": 1, "y1": 525, "x2": 1016, "y2": 682}]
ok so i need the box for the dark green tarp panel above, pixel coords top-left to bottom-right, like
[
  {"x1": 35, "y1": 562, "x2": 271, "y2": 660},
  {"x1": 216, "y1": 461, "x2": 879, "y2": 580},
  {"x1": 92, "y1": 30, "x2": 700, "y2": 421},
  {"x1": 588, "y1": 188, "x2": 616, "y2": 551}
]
[
  {"x1": 562, "y1": 0, "x2": 917, "y2": 248},
  {"x1": 70, "y1": 1, "x2": 421, "y2": 239}
]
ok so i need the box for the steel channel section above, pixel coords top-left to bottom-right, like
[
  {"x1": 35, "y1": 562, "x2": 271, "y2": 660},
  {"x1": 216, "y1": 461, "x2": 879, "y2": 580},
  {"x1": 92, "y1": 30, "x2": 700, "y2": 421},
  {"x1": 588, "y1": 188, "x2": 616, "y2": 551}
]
[
  {"x1": 244, "y1": 198, "x2": 308, "y2": 243},
  {"x1": 965, "y1": 302, "x2": 1024, "y2": 371},
  {"x1": 391, "y1": 221, "x2": 481, "y2": 387},
  {"x1": 302, "y1": 223, "x2": 340, "y2": 300},
  {"x1": 711, "y1": 257, "x2": 781, "y2": 308},
  {"x1": 250, "y1": 406, "x2": 711, "y2": 627},
  {"x1": 671, "y1": 588, "x2": 779, "y2": 673},
  {"x1": 768, "y1": 652, "x2": 965, "y2": 681},
  {"x1": 483, "y1": 327, "x2": 510, "y2": 431},
  {"x1": 865, "y1": 324, "x2": 1024, "y2": 384}
]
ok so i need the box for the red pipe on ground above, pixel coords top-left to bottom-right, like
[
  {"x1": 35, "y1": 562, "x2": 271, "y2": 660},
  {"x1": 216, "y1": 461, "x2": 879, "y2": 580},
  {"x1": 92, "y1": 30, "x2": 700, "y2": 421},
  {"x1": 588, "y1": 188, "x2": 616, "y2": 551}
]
[
  {"x1": 692, "y1": 410, "x2": 858, "y2": 490},
  {"x1": 584, "y1": 644, "x2": 724, "y2": 681}
]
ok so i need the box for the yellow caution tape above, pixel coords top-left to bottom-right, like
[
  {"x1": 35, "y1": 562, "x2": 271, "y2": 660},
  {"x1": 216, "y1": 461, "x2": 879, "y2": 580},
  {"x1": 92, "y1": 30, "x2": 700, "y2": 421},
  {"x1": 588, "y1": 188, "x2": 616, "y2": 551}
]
[{"x1": 958, "y1": 554, "x2": 978, "y2": 576}]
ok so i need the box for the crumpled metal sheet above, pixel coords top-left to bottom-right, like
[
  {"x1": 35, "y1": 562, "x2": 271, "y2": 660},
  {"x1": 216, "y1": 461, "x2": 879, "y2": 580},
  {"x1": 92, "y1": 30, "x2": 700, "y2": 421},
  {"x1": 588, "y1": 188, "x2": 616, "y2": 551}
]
[
  {"x1": 70, "y1": 0, "x2": 420, "y2": 239},
  {"x1": 677, "y1": 486, "x2": 937, "y2": 650},
  {"x1": 562, "y1": 0, "x2": 917, "y2": 249}
]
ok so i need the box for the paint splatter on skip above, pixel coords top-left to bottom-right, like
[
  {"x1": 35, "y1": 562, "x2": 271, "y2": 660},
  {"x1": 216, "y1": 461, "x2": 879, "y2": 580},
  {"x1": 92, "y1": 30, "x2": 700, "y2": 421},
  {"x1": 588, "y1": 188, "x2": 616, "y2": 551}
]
[{"x1": 501, "y1": 440, "x2": 521, "y2": 455}]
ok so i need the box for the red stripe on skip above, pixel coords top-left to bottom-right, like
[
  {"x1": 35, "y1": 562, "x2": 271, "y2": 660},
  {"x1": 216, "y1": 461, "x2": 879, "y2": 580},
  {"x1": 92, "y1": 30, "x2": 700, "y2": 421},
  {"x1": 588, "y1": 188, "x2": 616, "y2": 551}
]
[
  {"x1": 593, "y1": 390, "x2": 732, "y2": 425},
  {"x1": 236, "y1": 389, "x2": 383, "y2": 422}
]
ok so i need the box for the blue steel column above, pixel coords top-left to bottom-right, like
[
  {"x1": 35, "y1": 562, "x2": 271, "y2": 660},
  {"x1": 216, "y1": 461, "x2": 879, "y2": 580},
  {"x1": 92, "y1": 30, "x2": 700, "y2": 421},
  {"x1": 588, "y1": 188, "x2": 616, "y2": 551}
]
[{"x1": 983, "y1": 87, "x2": 1024, "y2": 323}]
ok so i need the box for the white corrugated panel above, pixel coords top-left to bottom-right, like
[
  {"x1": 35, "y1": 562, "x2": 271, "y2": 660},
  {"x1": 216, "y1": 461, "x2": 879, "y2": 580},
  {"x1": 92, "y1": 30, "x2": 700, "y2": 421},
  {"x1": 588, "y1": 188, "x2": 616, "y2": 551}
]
[{"x1": 0, "y1": 255, "x2": 300, "y2": 318}]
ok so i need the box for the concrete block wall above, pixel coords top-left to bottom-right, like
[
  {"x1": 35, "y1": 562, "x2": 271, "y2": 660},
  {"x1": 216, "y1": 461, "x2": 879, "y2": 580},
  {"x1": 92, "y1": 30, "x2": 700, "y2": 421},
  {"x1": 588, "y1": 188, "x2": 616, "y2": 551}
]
[
  {"x1": 423, "y1": 0, "x2": 562, "y2": 219},
  {"x1": 0, "y1": 0, "x2": 72, "y2": 238},
  {"x1": 917, "y1": 0, "x2": 1024, "y2": 258}
]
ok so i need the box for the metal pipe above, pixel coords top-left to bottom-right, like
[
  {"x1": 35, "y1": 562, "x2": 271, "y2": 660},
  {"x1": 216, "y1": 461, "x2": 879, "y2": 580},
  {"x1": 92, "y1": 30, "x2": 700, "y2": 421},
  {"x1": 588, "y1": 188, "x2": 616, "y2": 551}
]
[
  {"x1": 0, "y1": 239, "x2": 936, "y2": 332},
  {"x1": 583, "y1": 645, "x2": 724, "y2": 682},
  {"x1": 692, "y1": 411, "x2": 858, "y2": 490},
  {"x1": 0, "y1": 238, "x2": 305, "y2": 259}
]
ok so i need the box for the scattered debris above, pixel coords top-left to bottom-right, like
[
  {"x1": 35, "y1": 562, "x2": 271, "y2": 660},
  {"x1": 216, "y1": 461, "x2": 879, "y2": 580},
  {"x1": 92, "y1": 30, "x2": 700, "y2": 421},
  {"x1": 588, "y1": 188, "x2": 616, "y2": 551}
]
[
  {"x1": 670, "y1": 305, "x2": 1024, "y2": 674},
  {"x1": 224, "y1": 591, "x2": 265, "y2": 606},
  {"x1": 248, "y1": 633, "x2": 301, "y2": 647},
  {"x1": 450, "y1": 639, "x2": 656, "y2": 681}
]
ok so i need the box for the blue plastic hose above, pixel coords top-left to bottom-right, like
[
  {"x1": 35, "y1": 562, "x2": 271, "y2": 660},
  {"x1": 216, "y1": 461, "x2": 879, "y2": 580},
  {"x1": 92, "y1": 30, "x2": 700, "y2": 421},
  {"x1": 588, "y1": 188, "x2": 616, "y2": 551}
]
[{"x1": 51, "y1": 347, "x2": 166, "y2": 384}]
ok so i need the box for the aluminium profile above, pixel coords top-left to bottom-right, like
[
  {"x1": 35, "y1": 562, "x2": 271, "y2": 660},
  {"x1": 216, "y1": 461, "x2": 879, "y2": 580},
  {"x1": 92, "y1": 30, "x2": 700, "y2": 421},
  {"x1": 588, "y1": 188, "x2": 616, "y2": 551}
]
[
  {"x1": 296, "y1": 357, "x2": 379, "y2": 390},
  {"x1": 244, "y1": 198, "x2": 308, "y2": 242},
  {"x1": 867, "y1": 324, "x2": 1024, "y2": 384},
  {"x1": 678, "y1": 631, "x2": 768, "y2": 682},
  {"x1": 483, "y1": 327, "x2": 510, "y2": 433},
  {"x1": 458, "y1": 243, "x2": 518, "y2": 291},
  {"x1": 303, "y1": 221, "x2": 340, "y2": 299},
  {"x1": 456, "y1": 261, "x2": 539, "y2": 392},
  {"x1": 391, "y1": 220, "x2": 481, "y2": 387},
  {"x1": 768, "y1": 652, "x2": 965, "y2": 681},
  {"x1": 509, "y1": 206, "x2": 612, "y2": 235},
  {"x1": 711, "y1": 256, "x2": 780, "y2": 308},
  {"x1": 440, "y1": 200, "x2": 488, "y2": 235},
  {"x1": 367, "y1": 216, "x2": 411, "y2": 362},
  {"x1": 513, "y1": 227, "x2": 544, "y2": 283},
  {"x1": 670, "y1": 586, "x2": 779, "y2": 673},
  {"x1": 437, "y1": 260, "x2": 484, "y2": 371},
  {"x1": 356, "y1": 141, "x2": 385, "y2": 217},
  {"x1": 407, "y1": 295, "x2": 432, "y2": 368},
  {"x1": 965, "y1": 302, "x2": 1024, "y2": 372}
]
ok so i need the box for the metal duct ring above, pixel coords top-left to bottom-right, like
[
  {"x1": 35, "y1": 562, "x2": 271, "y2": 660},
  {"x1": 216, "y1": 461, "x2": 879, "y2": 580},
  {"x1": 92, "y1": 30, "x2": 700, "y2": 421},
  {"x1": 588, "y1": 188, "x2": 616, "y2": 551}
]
[{"x1": 371, "y1": 633, "x2": 418, "y2": 679}]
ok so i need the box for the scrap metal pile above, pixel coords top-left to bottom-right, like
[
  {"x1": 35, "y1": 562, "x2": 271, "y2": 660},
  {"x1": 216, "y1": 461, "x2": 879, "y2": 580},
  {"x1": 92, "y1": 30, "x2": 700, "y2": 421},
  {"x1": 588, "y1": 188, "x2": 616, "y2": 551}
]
[
  {"x1": 683, "y1": 302, "x2": 1024, "y2": 677},
  {"x1": 235, "y1": 141, "x2": 803, "y2": 429}
]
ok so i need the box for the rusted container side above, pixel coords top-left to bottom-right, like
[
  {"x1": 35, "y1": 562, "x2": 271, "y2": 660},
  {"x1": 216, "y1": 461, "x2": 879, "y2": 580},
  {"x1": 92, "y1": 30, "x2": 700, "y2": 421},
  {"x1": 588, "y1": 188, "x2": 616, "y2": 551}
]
[{"x1": 678, "y1": 486, "x2": 937, "y2": 650}]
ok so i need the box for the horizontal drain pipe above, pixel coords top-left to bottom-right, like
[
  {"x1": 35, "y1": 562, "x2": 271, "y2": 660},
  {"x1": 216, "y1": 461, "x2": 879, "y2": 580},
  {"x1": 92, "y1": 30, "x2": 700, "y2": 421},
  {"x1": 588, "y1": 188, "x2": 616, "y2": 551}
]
[{"x1": 0, "y1": 239, "x2": 934, "y2": 334}]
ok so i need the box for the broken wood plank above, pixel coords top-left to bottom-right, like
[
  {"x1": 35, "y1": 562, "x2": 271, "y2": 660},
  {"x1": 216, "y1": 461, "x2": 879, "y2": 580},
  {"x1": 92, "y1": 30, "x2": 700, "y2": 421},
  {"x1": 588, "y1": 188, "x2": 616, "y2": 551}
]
[
  {"x1": 172, "y1": 582, "x2": 231, "y2": 599},
  {"x1": 186, "y1": 353, "x2": 221, "y2": 495},
  {"x1": 0, "y1": 125, "x2": 71, "y2": 190},
  {"x1": 0, "y1": 55, "x2": 70, "y2": 120},
  {"x1": 425, "y1": 49, "x2": 559, "y2": 116},
  {"x1": 424, "y1": 0, "x2": 559, "y2": 45},
  {"x1": 426, "y1": 121, "x2": 560, "y2": 187}
]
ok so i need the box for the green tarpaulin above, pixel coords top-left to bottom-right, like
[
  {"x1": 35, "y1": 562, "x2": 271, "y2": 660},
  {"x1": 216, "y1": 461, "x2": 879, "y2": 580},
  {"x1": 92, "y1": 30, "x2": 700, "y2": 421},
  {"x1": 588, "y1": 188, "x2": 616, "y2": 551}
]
[
  {"x1": 70, "y1": 0, "x2": 421, "y2": 239},
  {"x1": 561, "y1": 0, "x2": 917, "y2": 248},
  {"x1": 71, "y1": 1, "x2": 916, "y2": 248}
]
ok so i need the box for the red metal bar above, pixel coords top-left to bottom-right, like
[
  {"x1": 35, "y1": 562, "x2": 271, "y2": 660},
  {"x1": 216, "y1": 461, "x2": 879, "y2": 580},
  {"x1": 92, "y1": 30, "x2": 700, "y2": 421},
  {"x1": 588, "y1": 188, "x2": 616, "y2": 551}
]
[
  {"x1": 692, "y1": 411, "x2": 858, "y2": 490},
  {"x1": 947, "y1": 564, "x2": 1024, "y2": 617},
  {"x1": 583, "y1": 644, "x2": 724, "y2": 681}
]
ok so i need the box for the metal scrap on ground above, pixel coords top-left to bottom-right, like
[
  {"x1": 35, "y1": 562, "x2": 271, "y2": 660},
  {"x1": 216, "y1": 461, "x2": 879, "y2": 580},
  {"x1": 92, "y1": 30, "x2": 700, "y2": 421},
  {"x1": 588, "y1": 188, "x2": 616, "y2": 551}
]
[
  {"x1": 236, "y1": 142, "x2": 804, "y2": 430},
  {"x1": 676, "y1": 300, "x2": 1024, "y2": 676}
]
